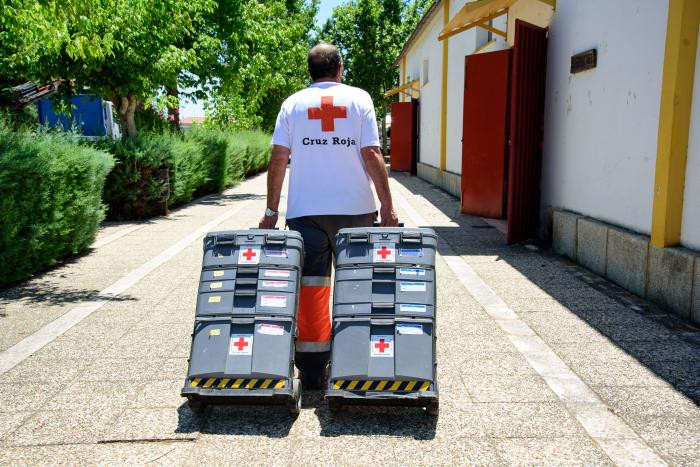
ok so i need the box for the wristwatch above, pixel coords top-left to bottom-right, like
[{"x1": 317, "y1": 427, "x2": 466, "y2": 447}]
[{"x1": 265, "y1": 207, "x2": 279, "y2": 217}]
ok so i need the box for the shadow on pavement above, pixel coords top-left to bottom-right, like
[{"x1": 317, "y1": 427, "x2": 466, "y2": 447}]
[
  {"x1": 192, "y1": 404, "x2": 295, "y2": 438},
  {"x1": 307, "y1": 391, "x2": 437, "y2": 439},
  {"x1": 196, "y1": 193, "x2": 265, "y2": 206},
  {"x1": 391, "y1": 173, "x2": 700, "y2": 406},
  {"x1": 0, "y1": 280, "x2": 137, "y2": 306}
]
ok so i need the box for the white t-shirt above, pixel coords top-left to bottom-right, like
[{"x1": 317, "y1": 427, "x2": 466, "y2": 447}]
[{"x1": 272, "y1": 82, "x2": 380, "y2": 219}]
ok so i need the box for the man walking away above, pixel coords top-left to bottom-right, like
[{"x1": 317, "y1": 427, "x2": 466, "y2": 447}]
[{"x1": 259, "y1": 43, "x2": 399, "y2": 389}]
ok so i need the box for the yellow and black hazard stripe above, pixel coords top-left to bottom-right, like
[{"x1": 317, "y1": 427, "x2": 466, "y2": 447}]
[
  {"x1": 189, "y1": 378, "x2": 286, "y2": 390},
  {"x1": 332, "y1": 380, "x2": 431, "y2": 392}
]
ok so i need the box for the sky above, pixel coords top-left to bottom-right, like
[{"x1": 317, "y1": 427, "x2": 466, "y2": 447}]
[{"x1": 180, "y1": 0, "x2": 345, "y2": 119}]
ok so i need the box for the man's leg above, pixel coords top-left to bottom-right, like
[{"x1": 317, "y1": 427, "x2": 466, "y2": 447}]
[{"x1": 286, "y1": 216, "x2": 332, "y2": 389}]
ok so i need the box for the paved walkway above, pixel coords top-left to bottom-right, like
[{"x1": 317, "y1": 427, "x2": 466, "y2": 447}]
[{"x1": 0, "y1": 171, "x2": 697, "y2": 465}]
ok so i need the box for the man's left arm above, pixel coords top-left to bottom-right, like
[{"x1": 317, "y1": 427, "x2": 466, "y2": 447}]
[{"x1": 259, "y1": 145, "x2": 290, "y2": 229}]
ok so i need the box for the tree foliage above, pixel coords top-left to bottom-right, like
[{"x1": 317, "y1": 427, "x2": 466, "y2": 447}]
[
  {"x1": 318, "y1": 0, "x2": 433, "y2": 117},
  {"x1": 0, "y1": 0, "x2": 318, "y2": 137}
]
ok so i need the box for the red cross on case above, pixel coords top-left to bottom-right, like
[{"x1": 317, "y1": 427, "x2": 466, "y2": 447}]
[
  {"x1": 238, "y1": 246, "x2": 260, "y2": 265},
  {"x1": 370, "y1": 335, "x2": 394, "y2": 358},
  {"x1": 229, "y1": 334, "x2": 253, "y2": 355},
  {"x1": 373, "y1": 243, "x2": 395, "y2": 263},
  {"x1": 307, "y1": 96, "x2": 347, "y2": 132}
]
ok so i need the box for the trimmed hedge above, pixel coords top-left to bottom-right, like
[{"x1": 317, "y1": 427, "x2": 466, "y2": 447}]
[
  {"x1": 0, "y1": 124, "x2": 114, "y2": 287},
  {"x1": 102, "y1": 128, "x2": 271, "y2": 220}
]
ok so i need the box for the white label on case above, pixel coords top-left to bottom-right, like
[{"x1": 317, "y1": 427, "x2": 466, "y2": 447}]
[
  {"x1": 229, "y1": 334, "x2": 253, "y2": 355},
  {"x1": 397, "y1": 324, "x2": 423, "y2": 335},
  {"x1": 400, "y1": 281, "x2": 427, "y2": 292},
  {"x1": 373, "y1": 243, "x2": 396, "y2": 263},
  {"x1": 261, "y1": 295, "x2": 287, "y2": 308},
  {"x1": 264, "y1": 269, "x2": 291, "y2": 278},
  {"x1": 400, "y1": 304, "x2": 427, "y2": 313},
  {"x1": 265, "y1": 249, "x2": 288, "y2": 258},
  {"x1": 258, "y1": 323, "x2": 284, "y2": 336},
  {"x1": 262, "y1": 280, "x2": 288, "y2": 288},
  {"x1": 399, "y1": 268, "x2": 426, "y2": 276},
  {"x1": 370, "y1": 335, "x2": 394, "y2": 357}
]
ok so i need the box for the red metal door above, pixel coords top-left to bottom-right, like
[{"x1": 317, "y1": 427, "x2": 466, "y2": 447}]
[
  {"x1": 461, "y1": 50, "x2": 511, "y2": 218},
  {"x1": 506, "y1": 19, "x2": 548, "y2": 244},
  {"x1": 390, "y1": 101, "x2": 417, "y2": 173}
]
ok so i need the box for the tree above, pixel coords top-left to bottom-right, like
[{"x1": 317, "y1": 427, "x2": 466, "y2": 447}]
[
  {"x1": 318, "y1": 0, "x2": 433, "y2": 117},
  {"x1": 205, "y1": 0, "x2": 319, "y2": 132},
  {"x1": 1, "y1": 0, "x2": 215, "y2": 139}
]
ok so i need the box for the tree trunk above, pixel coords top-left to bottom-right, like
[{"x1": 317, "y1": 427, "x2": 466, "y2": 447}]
[
  {"x1": 115, "y1": 95, "x2": 139, "y2": 140},
  {"x1": 167, "y1": 87, "x2": 180, "y2": 131}
]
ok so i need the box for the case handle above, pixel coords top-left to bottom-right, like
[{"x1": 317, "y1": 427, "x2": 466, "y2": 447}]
[
  {"x1": 401, "y1": 231, "x2": 422, "y2": 244},
  {"x1": 373, "y1": 267, "x2": 394, "y2": 274},
  {"x1": 230, "y1": 317, "x2": 255, "y2": 324},
  {"x1": 235, "y1": 277, "x2": 257, "y2": 286},
  {"x1": 214, "y1": 233, "x2": 237, "y2": 246},
  {"x1": 372, "y1": 302, "x2": 394, "y2": 309},
  {"x1": 370, "y1": 318, "x2": 394, "y2": 325},
  {"x1": 348, "y1": 232, "x2": 369, "y2": 243},
  {"x1": 234, "y1": 289, "x2": 257, "y2": 296},
  {"x1": 372, "y1": 222, "x2": 405, "y2": 227},
  {"x1": 265, "y1": 233, "x2": 287, "y2": 245},
  {"x1": 236, "y1": 267, "x2": 259, "y2": 276}
]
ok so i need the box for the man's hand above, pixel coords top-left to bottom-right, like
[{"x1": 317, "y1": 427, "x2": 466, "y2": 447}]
[
  {"x1": 259, "y1": 214, "x2": 278, "y2": 229},
  {"x1": 380, "y1": 205, "x2": 399, "y2": 227}
]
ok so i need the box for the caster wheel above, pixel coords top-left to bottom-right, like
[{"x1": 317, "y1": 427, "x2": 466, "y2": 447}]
[
  {"x1": 328, "y1": 399, "x2": 343, "y2": 413},
  {"x1": 287, "y1": 378, "x2": 302, "y2": 415},
  {"x1": 425, "y1": 401, "x2": 439, "y2": 417},
  {"x1": 188, "y1": 397, "x2": 206, "y2": 414}
]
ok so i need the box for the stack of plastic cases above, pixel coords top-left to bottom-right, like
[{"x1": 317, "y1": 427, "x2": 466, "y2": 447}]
[
  {"x1": 326, "y1": 227, "x2": 439, "y2": 415},
  {"x1": 181, "y1": 229, "x2": 304, "y2": 414}
]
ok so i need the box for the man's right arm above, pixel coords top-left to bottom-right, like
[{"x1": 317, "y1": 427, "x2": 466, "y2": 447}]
[{"x1": 361, "y1": 146, "x2": 399, "y2": 226}]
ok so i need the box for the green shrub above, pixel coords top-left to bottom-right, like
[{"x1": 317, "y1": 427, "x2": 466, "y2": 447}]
[
  {"x1": 0, "y1": 122, "x2": 114, "y2": 287},
  {"x1": 101, "y1": 127, "x2": 271, "y2": 220}
]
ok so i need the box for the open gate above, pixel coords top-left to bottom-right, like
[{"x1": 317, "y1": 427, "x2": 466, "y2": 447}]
[
  {"x1": 506, "y1": 19, "x2": 548, "y2": 244},
  {"x1": 390, "y1": 101, "x2": 418, "y2": 174}
]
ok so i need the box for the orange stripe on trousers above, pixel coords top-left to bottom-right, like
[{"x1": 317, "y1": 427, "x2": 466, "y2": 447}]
[{"x1": 297, "y1": 285, "x2": 331, "y2": 345}]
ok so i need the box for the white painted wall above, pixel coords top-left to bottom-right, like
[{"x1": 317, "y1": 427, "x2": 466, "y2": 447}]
[
  {"x1": 403, "y1": 8, "x2": 444, "y2": 169},
  {"x1": 540, "y1": 0, "x2": 668, "y2": 235},
  {"x1": 445, "y1": 0, "x2": 482, "y2": 174},
  {"x1": 680, "y1": 29, "x2": 700, "y2": 250}
]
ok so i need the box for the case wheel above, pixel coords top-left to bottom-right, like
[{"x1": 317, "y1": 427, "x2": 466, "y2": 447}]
[
  {"x1": 425, "y1": 400, "x2": 439, "y2": 417},
  {"x1": 287, "y1": 378, "x2": 302, "y2": 415}
]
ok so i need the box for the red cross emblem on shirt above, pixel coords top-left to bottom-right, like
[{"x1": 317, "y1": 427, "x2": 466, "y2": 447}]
[
  {"x1": 242, "y1": 248, "x2": 257, "y2": 261},
  {"x1": 374, "y1": 338, "x2": 390, "y2": 353},
  {"x1": 232, "y1": 337, "x2": 249, "y2": 352},
  {"x1": 308, "y1": 96, "x2": 347, "y2": 132}
]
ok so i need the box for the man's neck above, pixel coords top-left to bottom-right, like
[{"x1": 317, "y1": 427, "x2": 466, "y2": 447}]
[{"x1": 313, "y1": 78, "x2": 340, "y2": 84}]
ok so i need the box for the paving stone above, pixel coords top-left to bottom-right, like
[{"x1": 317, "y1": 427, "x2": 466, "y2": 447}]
[
  {"x1": 1, "y1": 356, "x2": 89, "y2": 383},
  {"x1": 0, "y1": 441, "x2": 186, "y2": 464},
  {"x1": 593, "y1": 385, "x2": 700, "y2": 417},
  {"x1": 473, "y1": 403, "x2": 584, "y2": 438},
  {"x1": 105, "y1": 407, "x2": 203, "y2": 442},
  {"x1": 6, "y1": 406, "x2": 124, "y2": 446},
  {"x1": 131, "y1": 380, "x2": 185, "y2": 409},
  {"x1": 457, "y1": 351, "x2": 538, "y2": 376},
  {"x1": 44, "y1": 381, "x2": 141, "y2": 411},
  {"x1": 495, "y1": 436, "x2": 613, "y2": 466},
  {"x1": 0, "y1": 383, "x2": 63, "y2": 413},
  {"x1": 615, "y1": 337, "x2": 700, "y2": 363},
  {"x1": 0, "y1": 412, "x2": 32, "y2": 442},
  {"x1": 461, "y1": 375, "x2": 557, "y2": 403}
]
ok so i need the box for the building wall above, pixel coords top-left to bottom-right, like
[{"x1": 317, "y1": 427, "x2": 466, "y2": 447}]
[
  {"x1": 540, "y1": 0, "x2": 669, "y2": 235},
  {"x1": 403, "y1": 10, "x2": 444, "y2": 169},
  {"x1": 681, "y1": 28, "x2": 700, "y2": 250},
  {"x1": 445, "y1": 0, "x2": 481, "y2": 174},
  {"x1": 507, "y1": 0, "x2": 554, "y2": 44}
]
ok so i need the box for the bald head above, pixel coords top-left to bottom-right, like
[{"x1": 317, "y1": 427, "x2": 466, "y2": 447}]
[{"x1": 308, "y1": 43, "x2": 343, "y2": 82}]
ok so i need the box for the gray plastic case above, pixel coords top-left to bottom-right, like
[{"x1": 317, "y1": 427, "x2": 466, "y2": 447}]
[
  {"x1": 188, "y1": 316, "x2": 293, "y2": 379},
  {"x1": 335, "y1": 227, "x2": 437, "y2": 268},
  {"x1": 202, "y1": 230, "x2": 303, "y2": 269},
  {"x1": 330, "y1": 317, "x2": 435, "y2": 382}
]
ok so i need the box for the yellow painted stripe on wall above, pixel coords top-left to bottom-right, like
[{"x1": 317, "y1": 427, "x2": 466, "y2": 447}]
[
  {"x1": 651, "y1": 0, "x2": 700, "y2": 247},
  {"x1": 401, "y1": 56, "x2": 407, "y2": 103},
  {"x1": 440, "y1": 0, "x2": 451, "y2": 172}
]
